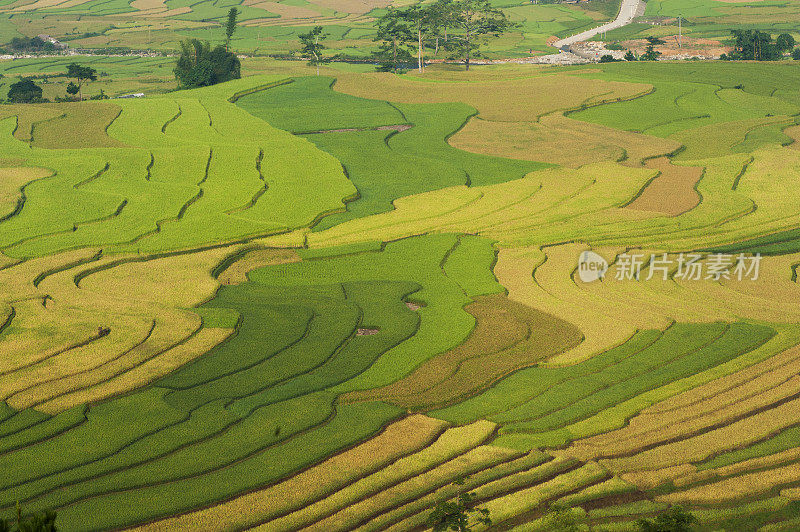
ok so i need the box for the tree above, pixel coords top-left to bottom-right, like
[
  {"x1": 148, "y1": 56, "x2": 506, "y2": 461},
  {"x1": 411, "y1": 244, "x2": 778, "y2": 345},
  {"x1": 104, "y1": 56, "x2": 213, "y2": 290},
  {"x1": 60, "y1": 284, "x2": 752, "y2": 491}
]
[
  {"x1": 299, "y1": 26, "x2": 328, "y2": 75},
  {"x1": 0, "y1": 503, "x2": 57, "y2": 532},
  {"x1": 9, "y1": 36, "x2": 54, "y2": 53},
  {"x1": 373, "y1": 8, "x2": 414, "y2": 73},
  {"x1": 426, "y1": 479, "x2": 491, "y2": 531},
  {"x1": 173, "y1": 39, "x2": 241, "y2": 89},
  {"x1": 65, "y1": 63, "x2": 97, "y2": 101},
  {"x1": 225, "y1": 7, "x2": 239, "y2": 51},
  {"x1": 428, "y1": 0, "x2": 457, "y2": 57},
  {"x1": 66, "y1": 82, "x2": 79, "y2": 99},
  {"x1": 776, "y1": 33, "x2": 795, "y2": 54},
  {"x1": 729, "y1": 30, "x2": 779, "y2": 61},
  {"x1": 402, "y1": 4, "x2": 432, "y2": 72},
  {"x1": 625, "y1": 50, "x2": 637, "y2": 61},
  {"x1": 446, "y1": 0, "x2": 514, "y2": 70},
  {"x1": 637, "y1": 506, "x2": 697, "y2": 532},
  {"x1": 792, "y1": 48, "x2": 800, "y2": 60},
  {"x1": 7, "y1": 78, "x2": 43, "y2": 103},
  {"x1": 641, "y1": 36, "x2": 665, "y2": 61}
]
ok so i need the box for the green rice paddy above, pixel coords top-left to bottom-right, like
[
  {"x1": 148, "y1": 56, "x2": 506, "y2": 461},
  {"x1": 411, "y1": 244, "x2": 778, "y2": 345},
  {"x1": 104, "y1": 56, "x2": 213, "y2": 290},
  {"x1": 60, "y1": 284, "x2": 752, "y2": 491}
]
[{"x1": 2, "y1": 59, "x2": 800, "y2": 531}]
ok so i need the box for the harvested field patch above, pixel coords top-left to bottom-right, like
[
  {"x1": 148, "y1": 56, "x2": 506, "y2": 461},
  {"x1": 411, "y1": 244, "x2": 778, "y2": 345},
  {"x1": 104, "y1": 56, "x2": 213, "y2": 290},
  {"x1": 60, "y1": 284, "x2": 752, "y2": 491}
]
[
  {"x1": 246, "y1": 1, "x2": 321, "y2": 19},
  {"x1": 625, "y1": 157, "x2": 703, "y2": 215},
  {"x1": 308, "y1": 0, "x2": 390, "y2": 15}
]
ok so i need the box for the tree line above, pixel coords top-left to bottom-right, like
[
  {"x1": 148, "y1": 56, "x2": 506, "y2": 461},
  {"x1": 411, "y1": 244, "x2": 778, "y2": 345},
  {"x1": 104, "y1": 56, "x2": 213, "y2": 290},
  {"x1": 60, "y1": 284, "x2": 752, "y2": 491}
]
[
  {"x1": 5, "y1": 63, "x2": 102, "y2": 103},
  {"x1": 299, "y1": 0, "x2": 513, "y2": 73},
  {"x1": 722, "y1": 30, "x2": 797, "y2": 61}
]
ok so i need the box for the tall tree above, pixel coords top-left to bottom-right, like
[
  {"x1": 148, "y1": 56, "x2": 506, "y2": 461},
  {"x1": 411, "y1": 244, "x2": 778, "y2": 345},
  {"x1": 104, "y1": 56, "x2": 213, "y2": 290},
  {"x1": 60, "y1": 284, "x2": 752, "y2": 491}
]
[
  {"x1": 446, "y1": 0, "x2": 513, "y2": 70},
  {"x1": 373, "y1": 8, "x2": 414, "y2": 73},
  {"x1": 403, "y1": 4, "x2": 431, "y2": 72},
  {"x1": 299, "y1": 26, "x2": 328, "y2": 75},
  {"x1": 225, "y1": 7, "x2": 239, "y2": 51},
  {"x1": 66, "y1": 63, "x2": 97, "y2": 101},
  {"x1": 729, "y1": 30, "x2": 779, "y2": 60},
  {"x1": 429, "y1": 0, "x2": 456, "y2": 57},
  {"x1": 641, "y1": 36, "x2": 665, "y2": 61}
]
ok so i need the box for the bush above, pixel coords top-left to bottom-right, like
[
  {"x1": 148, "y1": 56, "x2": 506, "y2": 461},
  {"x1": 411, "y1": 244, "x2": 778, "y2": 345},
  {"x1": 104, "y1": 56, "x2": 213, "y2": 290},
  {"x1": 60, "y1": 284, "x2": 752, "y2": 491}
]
[
  {"x1": 7, "y1": 78, "x2": 44, "y2": 103},
  {"x1": 599, "y1": 54, "x2": 617, "y2": 63},
  {"x1": 792, "y1": 48, "x2": 800, "y2": 60},
  {"x1": 637, "y1": 506, "x2": 697, "y2": 532}
]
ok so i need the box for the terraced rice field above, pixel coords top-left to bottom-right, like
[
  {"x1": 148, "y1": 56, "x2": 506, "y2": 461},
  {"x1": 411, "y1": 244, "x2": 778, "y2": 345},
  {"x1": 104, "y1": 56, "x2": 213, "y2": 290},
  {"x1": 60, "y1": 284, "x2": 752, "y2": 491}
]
[{"x1": 4, "y1": 60, "x2": 800, "y2": 531}]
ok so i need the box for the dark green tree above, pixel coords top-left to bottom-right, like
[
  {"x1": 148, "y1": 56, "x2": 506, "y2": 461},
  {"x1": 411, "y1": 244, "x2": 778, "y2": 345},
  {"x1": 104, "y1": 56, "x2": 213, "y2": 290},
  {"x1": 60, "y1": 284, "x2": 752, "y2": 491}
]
[
  {"x1": 426, "y1": 480, "x2": 491, "y2": 531},
  {"x1": 66, "y1": 81, "x2": 79, "y2": 99},
  {"x1": 637, "y1": 505, "x2": 697, "y2": 532},
  {"x1": 65, "y1": 63, "x2": 97, "y2": 101},
  {"x1": 402, "y1": 4, "x2": 432, "y2": 72},
  {"x1": 225, "y1": 7, "x2": 239, "y2": 51},
  {"x1": 445, "y1": 0, "x2": 514, "y2": 70},
  {"x1": 641, "y1": 36, "x2": 665, "y2": 61},
  {"x1": 173, "y1": 39, "x2": 241, "y2": 89},
  {"x1": 299, "y1": 26, "x2": 328, "y2": 75},
  {"x1": 373, "y1": 8, "x2": 414, "y2": 73},
  {"x1": 428, "y1": 0, "x2": 457, "y2": 56},
  {"x1": 0, "y1": 503, "x2": 57, "y2": 532},
  {"x1": 7, "y1": 78, "x2": 43, "y2": 103},
  {"x1": 777, "y1": 33, "x2": 796, "y2": 54},
  {"x1": 625, "y1": 49, "x2": 637, "y2": 61},
  {"x1": 792, "y1": 48, "x2": 800, "y2": 60}
]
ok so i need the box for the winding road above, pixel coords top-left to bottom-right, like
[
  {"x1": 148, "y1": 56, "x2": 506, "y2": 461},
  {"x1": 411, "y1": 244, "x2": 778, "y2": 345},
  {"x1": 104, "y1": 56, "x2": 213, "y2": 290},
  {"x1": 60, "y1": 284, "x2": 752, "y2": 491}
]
[{"x1": 553, "y1": 0, "x2": 646, "y2": 49}]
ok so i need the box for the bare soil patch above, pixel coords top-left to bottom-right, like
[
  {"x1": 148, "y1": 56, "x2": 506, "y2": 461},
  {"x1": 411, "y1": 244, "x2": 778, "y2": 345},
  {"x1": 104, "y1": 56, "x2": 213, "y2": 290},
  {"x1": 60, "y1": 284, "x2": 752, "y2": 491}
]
[{"x1": 625, "y1": 157, "x2": 702, "y2": 216}]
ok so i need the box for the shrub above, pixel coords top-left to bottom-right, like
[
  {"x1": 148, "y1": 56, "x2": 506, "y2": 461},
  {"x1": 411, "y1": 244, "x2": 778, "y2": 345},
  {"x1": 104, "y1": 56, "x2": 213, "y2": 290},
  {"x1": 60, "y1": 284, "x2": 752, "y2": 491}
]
[
  {"x1": 792, "y1": 48, "x2": 800, "y2": 60},
  {"x1": 426, "y1": 479, "x2": 491, "y2": 531},
  {"x1": 599, "y1": 54, "x2": 617, "y2": 63},
  {"x1": 637, "y1": 505, "x2": 697, "y2": 532}
]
